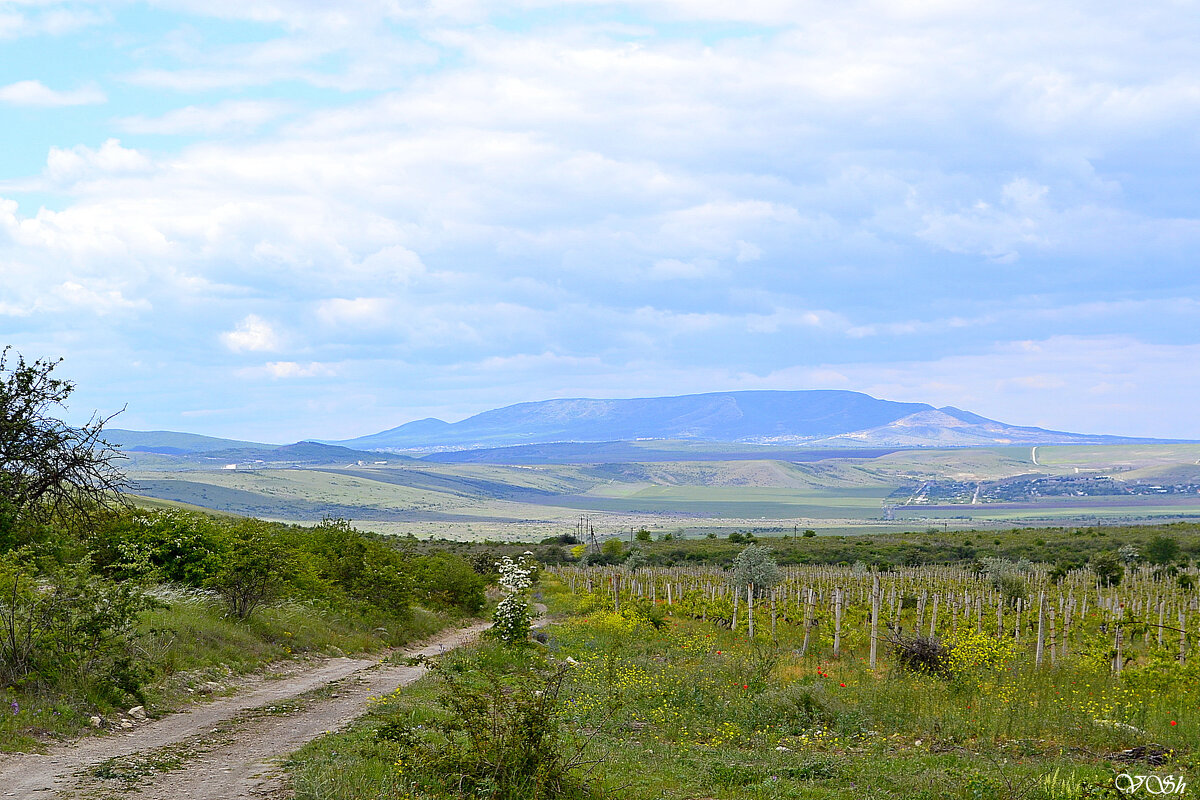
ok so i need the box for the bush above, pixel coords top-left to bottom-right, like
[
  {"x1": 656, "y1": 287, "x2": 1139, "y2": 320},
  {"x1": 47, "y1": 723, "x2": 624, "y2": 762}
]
[
  {"x1": 1091, "y1": 551, "x2": 1124, "y2": 587},
  {"x1": 0, "y1": 551, "x2": 156, "y2": 697},
  {"x1": 888, "y1": 632, "x2": 949, "y2": 677},
  {"x1": 384, "y1": 649, "x2": 596, "y2": 800},
  {"x1": 411, "y1": 552, "x2": 486, "y2": 614},
  {"x1": 206, "y1": 519, "x2": 295, "y2": 620},
  {"x1": 743, "y1": 683, "x2": 830, "y2": 735}
]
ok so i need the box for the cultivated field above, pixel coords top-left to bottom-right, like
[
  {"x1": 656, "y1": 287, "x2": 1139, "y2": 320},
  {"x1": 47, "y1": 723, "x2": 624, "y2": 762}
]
[{"x1": 125, "y1": 444, "x2": 1200, "y2": 541}]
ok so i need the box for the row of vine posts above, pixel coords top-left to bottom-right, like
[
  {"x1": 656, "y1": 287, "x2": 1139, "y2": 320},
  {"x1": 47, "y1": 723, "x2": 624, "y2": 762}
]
[{"x1": 549, "y1": 563, "x2": 1200, "y2": 674}]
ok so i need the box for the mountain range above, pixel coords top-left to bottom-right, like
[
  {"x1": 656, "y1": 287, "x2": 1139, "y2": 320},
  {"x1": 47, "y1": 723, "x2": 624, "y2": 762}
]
[
  {"x1": 109, "y1": 390, "x2": 1172, "y2": 466},
  {"x1": 330, "y1": 390, "x2": 1161, "y2": 452}
]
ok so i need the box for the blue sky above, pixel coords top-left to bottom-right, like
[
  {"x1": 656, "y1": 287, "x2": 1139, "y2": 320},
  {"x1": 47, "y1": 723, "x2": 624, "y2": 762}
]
[{"x1": 2, "y1": 1, "x2": 1199, "y2": 442}]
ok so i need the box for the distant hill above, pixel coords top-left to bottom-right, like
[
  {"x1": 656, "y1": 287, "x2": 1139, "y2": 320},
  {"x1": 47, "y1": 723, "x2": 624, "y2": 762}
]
[
  {"x1": 105, "y1": 429, "x2": 274, "y2": 454},
  {"x1": 335, "y1": 391, "x2": 933, "y2": 450},
  {"x1": 108, "y1": 430, "x2": 411, "y2": 468},
  {"x1": 199, "y1": 441, "x2": 409, "y2": 465},
  {"x1": 331, "y1": 390, "x2": 1167, "y2": 453},
  {"x1": 422, "y1": 441, "x2": 905, "y2": 465}
]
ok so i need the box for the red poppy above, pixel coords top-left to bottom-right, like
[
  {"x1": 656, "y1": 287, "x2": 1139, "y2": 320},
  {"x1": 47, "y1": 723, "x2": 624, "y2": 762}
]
[
  {"x1": 839, "y1": 683, "x2": 846, "y2": 687},
  {"x1": 1171, "y1": 720, "x2": 1178, "y2": 726}
]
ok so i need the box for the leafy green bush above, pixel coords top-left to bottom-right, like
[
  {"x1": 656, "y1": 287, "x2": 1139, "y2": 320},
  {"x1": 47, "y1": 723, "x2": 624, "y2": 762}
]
[
  {"x1": 206, "y1": 519, "x2": 296, "y2": 620},
  {"x1": 0, "y1": 551, "x2": 156, "y2": 697},
  {"x1": 410, "y1": 552, "x2": 486, "y2": 613},
  {"x1": 90, "y1": 508, "x2": 225, "y2": 585},
  {"x1": 381, "y1": 647, "x2": 597, "y2": 800}
]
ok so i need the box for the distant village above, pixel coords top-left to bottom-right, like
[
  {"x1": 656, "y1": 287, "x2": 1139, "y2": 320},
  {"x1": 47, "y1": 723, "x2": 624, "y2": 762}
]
[{"x1": 888, "y1": 474, "x2": 1200, "y2": 505}]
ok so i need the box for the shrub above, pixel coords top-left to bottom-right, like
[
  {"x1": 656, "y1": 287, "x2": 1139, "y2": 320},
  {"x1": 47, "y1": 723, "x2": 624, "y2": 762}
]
[
  {"x1": 411, "y1": 552, "x2": 486, "y2": 613},
  {"x1": 1146, "y1": 535, "x2": 1182, "y2": 565},
  {"x1": 206, "y1": 519, "x2": 294, "y2": 620},
  {"x1": 492, "y1": 555, "x2": 534, "y2": 645},
  {"x1": 944, "y1": 627, "x2": 1015, "y2": 689},
  {"x1": 385, "y1": 650, "x2": 596, "y2": 800},
  {"x1": 888, "y1": 632, "x2": 949, "y2": 677},
  {"x1": 90, "y1": 508, "x2": 225, "y2": 586},
  {"x1": 0, "y1": 551, "x2": 156, "y2": 697}
]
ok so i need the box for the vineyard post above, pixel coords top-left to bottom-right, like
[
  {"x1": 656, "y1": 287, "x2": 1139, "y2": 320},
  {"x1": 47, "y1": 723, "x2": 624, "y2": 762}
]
[
  {"x1": 800, "y1": 588, "x2": 814, "y2": 656},
  {"x1": 1180, "y1": 609, "x2": 1188, "y2": 663},
  {"x1": 748, "y1": 584, "x2": 755, "y2": 640},
  {"x1": 1035, "y1": 591, "x2": 1045, "y2": 667},
  {"x1": 870, "y1": 574, "x2": 880, "y2": 670},
  {"x1": 1114, "y1": 604, "x2": 1124, "y2": 675},
  {"x1": 1049, "y1": 603, "x2": 1057, "y2": 664},
  {"x1": 770, "y1": 587, "x2": 777, "y2": 639},
  {"x1": 833, "y1": 586, "x2": 843, "y2": 657},
  {"x1": 1158, "y1": 600, "x2": 1166, "y2": 648}
]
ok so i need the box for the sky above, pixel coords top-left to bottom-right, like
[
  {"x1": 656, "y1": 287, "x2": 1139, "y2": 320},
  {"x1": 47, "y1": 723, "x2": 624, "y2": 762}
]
[{"x1": 1, "y1": 0, "x2": 1199, "y2": 443}]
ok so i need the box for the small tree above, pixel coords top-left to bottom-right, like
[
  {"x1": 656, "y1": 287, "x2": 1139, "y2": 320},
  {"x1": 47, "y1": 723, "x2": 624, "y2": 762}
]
[
  {"x1": 623, "y1": 547, "x2": 648, "y2": 573},
  {"x1": 1091, "y1": 551, "x2": 1124, "y2": 587},
  {"x1": 599, "y1": 538, "x2": 625, "y2": 560},
  {"x1": 0, "y1": 348, "x2": 126, "y2": 546},
  {"x1": 730, "y1": 544, "x2": 780, "y2": 596},
  {"x1": 1146, "y1": 535, "x2": 1182, "y2": 566},
  {"x1": 208, "y1": 520, "x2": 293, "y2": 620}
]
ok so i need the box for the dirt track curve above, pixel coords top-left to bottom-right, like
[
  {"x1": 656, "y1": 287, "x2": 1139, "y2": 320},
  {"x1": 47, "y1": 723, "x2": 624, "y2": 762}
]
[{"x1": 0, "y1": 619, "x2": 500, "y2": 800}]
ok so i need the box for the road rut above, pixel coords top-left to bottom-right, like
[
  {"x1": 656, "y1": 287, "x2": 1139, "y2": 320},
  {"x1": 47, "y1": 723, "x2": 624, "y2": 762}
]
[{"x1": 0, "y1": 620, "x2": 493, "y2": 800}]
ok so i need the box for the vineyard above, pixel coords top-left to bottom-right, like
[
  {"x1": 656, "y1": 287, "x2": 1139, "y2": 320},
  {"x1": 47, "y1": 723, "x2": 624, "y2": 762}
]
[
  {"x1": 552, "y1": 557, "x2": 1200, "y2": 676},
  {"x1": 295, "y1": 548, "x2": 1200, "y2": 799}
]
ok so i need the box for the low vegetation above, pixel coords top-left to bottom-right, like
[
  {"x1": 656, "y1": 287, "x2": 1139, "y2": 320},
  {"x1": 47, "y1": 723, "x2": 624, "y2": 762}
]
[{"x1": 292, "y1": 553, "x2": 1200, "y2": 799}]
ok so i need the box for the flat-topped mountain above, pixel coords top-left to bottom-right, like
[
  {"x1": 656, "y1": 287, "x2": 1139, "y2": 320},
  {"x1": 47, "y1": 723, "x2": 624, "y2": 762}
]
[{"x1": 330, "y1": 390, "x2": 1164, "y2": 452}]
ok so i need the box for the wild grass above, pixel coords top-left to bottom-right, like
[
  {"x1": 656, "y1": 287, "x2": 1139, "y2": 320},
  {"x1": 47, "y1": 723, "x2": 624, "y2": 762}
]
[
  {"x1": 0, "y1": 588, "x2": 453, "y2": 752},
  {"x1": 290, "y1": 575, "x2": 1199, "y2": 799}
]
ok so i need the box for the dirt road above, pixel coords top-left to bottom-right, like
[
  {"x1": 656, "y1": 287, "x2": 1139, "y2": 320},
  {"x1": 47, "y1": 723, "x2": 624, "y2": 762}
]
[{"x1": 0, "y1": 620, "x2": 494, "y2": 800}]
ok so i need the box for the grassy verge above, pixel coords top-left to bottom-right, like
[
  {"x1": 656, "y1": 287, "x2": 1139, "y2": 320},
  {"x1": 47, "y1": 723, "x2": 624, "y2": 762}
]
[
  {"x1": 287, "y1": 577, "x2": 1199, "y2": 800},
  {"x1": 0, "y1": 586, "x2": 459, "y2": 752}
]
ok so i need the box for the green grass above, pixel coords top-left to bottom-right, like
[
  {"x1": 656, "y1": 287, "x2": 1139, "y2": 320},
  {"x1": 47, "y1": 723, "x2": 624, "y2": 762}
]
[
  {"x1": 287, "y1": 572, "x2": 1200, "y2": 799},
  {"x1": 124, "y1": 444, "x2": 1200, "y2": 541},
  {"x1": 0, "y1": 587, "x2": 453, "y2": 753}
]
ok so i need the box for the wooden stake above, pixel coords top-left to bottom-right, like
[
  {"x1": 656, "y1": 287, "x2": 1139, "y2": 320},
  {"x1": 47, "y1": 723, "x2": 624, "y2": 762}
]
[
  {"x1": 833, "y1": 586, "x2": 843, "y2": 657},
  {"x1": 870, "y1": 575, "x2": 880, "y2": 670},
  {"x1": 748, "y1": 584, "x2": 755, "y2": 640},
  {"x1": 1035, "y1": 591, "x2": 1045, "y2": 667}
]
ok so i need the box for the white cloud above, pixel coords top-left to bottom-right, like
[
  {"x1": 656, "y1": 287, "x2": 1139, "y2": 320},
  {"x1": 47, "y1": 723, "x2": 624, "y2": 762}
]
[
  {"x1": 58, "y1": 281, "x2": 150, "y2": 315},
  {"x1": 261, "y1": 361, "x2": 336, "y2": 378},
  {"x1": 44, "y1": 139, "x2": 151, "y2": 183},
  {"x1": 0, "y1": 80, "x2": 105, "y2": 107},
  {"x1": 119, "y1": 101, "x2": 291, "y2": 135},
  {"x1": 0, "y1": 8, "x2": 106, "y2": 40},
  {"x1": 220, "y1": 315, "x2": 282, "y2": 352},
  {"x1": 315, "y1": 297, "x2": 394, "y2": 330}
]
